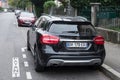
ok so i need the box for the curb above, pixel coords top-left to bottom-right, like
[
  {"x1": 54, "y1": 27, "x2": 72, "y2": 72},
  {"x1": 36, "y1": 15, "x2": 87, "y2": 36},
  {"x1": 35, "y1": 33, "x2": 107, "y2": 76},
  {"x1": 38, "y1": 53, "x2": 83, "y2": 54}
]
[{"x1": 101, "y1": 64, "x2": 120, "y2": 80}]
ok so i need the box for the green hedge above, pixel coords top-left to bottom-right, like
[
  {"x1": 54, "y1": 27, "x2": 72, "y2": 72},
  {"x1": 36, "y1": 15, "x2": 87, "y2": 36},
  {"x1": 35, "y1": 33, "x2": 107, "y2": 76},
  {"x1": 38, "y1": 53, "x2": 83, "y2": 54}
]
[{"x1": 0, "y1": 7, "x2": 3, "y2": 11}]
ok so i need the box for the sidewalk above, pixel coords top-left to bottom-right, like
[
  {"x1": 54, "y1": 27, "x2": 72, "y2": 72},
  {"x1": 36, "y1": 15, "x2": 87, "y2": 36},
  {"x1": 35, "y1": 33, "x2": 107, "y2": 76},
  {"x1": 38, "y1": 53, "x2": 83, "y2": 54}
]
[{"x1": 104, "y1": 42, "x2": 120, "y2": 72}]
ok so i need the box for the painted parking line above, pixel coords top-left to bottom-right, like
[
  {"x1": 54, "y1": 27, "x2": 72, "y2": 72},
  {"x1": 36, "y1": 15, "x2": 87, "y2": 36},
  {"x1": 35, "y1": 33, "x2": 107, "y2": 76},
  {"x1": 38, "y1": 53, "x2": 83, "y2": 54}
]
[
  {"x1": 24, "y1": 61, "x2": 29, "y2": 67},
  {"x1": 12, "y1": 57, "x2": 20, "y2": 78},
  {"x1": 22, "y1": 54, "x2": 27, "y2": 58},
  {"x1": 13, "y1": 22, "x2": 17, "y2": 25},
  {"x1": 102, "y1": 64, "x2": 120, "y2": 80},
  {"x1": 21, "y1": 47, "x2": 32, "y2": 79},
  {"x1": 26, "y1": 72, "x2": 32, "y2": 79},
  {"x1": 21, "y1": 47, "x2": 27, "y2": 52}
]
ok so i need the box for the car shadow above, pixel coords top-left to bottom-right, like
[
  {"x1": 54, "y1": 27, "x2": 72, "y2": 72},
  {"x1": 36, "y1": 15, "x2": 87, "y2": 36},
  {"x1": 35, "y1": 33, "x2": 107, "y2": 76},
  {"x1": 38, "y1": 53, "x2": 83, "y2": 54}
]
[{"x1": 40, "y1": 66, "x2": 99, "y2": 74}]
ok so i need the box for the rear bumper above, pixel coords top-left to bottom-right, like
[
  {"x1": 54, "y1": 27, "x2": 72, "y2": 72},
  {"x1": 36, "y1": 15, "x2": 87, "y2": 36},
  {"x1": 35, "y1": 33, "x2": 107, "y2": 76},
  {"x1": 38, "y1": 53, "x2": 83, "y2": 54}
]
[
  {"x1": 37, "y1": 45, "x2": 105, "y2": 66},
  {"x1": 18, "y1": 20, "x2": 32, "y2": 26},
  {"x1": 47, "y1": 58, "x2": 101, "y2": 66},
  {"x1": 18, "y1": 22, "x2": 31, "y2": 26}
]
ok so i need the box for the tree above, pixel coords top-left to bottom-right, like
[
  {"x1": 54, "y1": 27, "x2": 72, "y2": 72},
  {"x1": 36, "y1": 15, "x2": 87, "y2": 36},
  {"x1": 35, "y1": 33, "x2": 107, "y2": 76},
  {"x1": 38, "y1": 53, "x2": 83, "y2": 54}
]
[
  {"x1": 8, "y1": 0, "x2": 17, "y2": 8},
  {"x1": 44, "y1": 1, "x2": 56, "y2": 14},
  {"x1": 70, "y1": 0, "x2": 89, "y2": 8},
  {"x1": 30, "y1": 0, "x2": 120, "y2": 17},
  {"x1": 8, "y1": 0, "x2": 31, "y2": 10},
  {"x1": 58, "y1": 0, "x2": 68, "y2": 7},
  {"x1": 30, "y1": 0, "x2": 48, "y2": 17},
  {"x1": 69, "y1": 0, "x2": 87, "y2": 16},
  {"x1": 0, "y1": 7, "x2": 3, "y2": 11}
]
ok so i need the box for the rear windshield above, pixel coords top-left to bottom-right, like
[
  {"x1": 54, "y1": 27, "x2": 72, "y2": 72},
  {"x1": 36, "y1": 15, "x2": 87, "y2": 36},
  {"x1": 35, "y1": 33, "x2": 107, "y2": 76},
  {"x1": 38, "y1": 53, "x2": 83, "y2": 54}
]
[
  {"x1": 49, "y1": 23, "x2": 96, "y2": 36},
  {"x1": 20, "y1": 12, "x2": 34, "y2": 17}
]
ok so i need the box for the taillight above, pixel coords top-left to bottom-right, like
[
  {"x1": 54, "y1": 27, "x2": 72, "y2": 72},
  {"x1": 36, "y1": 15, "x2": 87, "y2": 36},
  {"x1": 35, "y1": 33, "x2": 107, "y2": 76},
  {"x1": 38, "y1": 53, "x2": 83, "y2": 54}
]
[
  {"x1": 93, "y1": 36, "x2": 104, "y2": 45},
  {"x1": 18, "y1": 19, "x2": 23, "y2": 23},
  {"x1": 31, "y1": 20, "x2": 35, "y2": 24},
  {"x1": 40, "y1": 34, "x2": 60, "y2": 44}
]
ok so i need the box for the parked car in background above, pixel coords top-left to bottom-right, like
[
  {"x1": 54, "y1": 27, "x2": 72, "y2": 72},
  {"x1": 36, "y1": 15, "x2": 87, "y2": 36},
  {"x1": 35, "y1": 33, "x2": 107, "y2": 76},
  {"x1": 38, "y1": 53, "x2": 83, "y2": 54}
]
[
  {"x1": 15, "y1": 10, "x2": 21, "y2": 17},
  {"x1": 4, "y1": 8, "x2": 7, "y2": 12},
  {"x1": 27, "y1": 15, "x2": 106, "y2": 72},
  {"x1": 17, "y1": 12, "x2": 36, "y2": 27}
]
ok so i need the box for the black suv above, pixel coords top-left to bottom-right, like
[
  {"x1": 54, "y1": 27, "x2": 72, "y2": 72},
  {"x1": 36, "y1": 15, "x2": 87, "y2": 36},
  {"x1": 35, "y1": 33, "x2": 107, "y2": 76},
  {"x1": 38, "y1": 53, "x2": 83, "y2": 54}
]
[{"x1": 27, "y1": 15, "x2": 105, "y2": 72}]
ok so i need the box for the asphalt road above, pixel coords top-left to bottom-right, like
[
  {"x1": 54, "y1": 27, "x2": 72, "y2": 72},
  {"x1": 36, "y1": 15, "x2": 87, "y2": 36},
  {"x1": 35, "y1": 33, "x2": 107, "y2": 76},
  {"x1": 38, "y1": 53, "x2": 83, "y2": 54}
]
[
  {"x1": 104, "y1": 42, "x2": 120, "y2": 73},
  {"x1": 0, "y1": 12, "x2": 111, "y2": 80}
]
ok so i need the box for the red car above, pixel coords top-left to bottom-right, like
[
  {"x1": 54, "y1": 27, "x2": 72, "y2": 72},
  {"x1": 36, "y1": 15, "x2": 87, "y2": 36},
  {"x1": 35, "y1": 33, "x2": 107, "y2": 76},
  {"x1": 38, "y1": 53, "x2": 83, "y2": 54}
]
[{"x1": 17, "y1": 12, "x2": 36, "y2": 27}]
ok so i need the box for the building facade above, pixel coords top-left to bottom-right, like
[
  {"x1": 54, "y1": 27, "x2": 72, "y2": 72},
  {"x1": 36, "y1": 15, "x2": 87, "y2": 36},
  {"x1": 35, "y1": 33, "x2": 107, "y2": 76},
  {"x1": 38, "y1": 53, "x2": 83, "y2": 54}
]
[{"x1": 0, "y1": 0, "x2": 8, "y2": 8}]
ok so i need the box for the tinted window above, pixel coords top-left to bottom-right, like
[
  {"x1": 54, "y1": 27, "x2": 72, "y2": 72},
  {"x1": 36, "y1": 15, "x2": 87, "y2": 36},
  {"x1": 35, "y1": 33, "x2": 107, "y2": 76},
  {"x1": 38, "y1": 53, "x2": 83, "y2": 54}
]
[
  {"x1": 34, "y1": 18, "x2": 40, "y2": 26},
  {"x1": 20, "y1": 12, "x2": 34, "y2": 17},
  {"x1": 49, "y1": 24, "x2": 77, "y2": 33},
  {"x1": 49, "y1": 23, "x2": 96, "y2": 36},
  {"x1": 37, "y1": 18, "x2": 46, "y2": 28}
]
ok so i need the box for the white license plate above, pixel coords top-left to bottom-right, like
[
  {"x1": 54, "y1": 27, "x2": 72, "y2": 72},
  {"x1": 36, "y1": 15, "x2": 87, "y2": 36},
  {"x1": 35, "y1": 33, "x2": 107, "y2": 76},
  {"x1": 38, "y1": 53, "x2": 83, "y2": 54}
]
[
  {"x1": 66, "y1": 42, "x2": 87, "y2": 48},
  {"x1": 25, "y1": 21, "x2": 31, "y2": 24}
]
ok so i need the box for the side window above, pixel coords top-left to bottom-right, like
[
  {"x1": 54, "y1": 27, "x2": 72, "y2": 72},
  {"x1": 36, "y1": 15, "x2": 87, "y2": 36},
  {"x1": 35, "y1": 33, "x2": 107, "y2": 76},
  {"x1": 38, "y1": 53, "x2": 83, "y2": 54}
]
[
  {"x1": 36, "y1": 18, "x2": 42, "y2": 28},
  {"x1": 37, "y1": 18, "x2": 46, "y2": 29},
  {"x1": 34, "y1": 18, "x2": 40, "y2": 27},
  {"x1": 43, "y1": 21, "x2": 49, "y2": 30}
]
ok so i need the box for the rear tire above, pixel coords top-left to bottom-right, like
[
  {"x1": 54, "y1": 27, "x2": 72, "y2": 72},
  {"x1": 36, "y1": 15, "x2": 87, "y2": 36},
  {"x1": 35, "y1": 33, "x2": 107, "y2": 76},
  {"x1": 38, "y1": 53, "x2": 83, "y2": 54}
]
[
  {"x1": 91, "y1": 65, "x2": 101, "y2": 70},
  {"x1": 34, "y1": 47, "x2": 45, "y2": 72},
  {"x1": 18, "y1": 24, "x2": 21, "y2": 27},
  {"x1": 91, "y1": 62, "x2": 103, "y2": 70}
]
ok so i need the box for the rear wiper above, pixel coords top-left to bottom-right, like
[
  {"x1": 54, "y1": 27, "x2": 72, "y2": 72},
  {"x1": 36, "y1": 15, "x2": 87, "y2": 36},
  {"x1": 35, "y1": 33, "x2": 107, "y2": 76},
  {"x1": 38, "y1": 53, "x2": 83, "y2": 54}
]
[{"x1": 62, "y1": 31, "x2": 78, "y2": 34}]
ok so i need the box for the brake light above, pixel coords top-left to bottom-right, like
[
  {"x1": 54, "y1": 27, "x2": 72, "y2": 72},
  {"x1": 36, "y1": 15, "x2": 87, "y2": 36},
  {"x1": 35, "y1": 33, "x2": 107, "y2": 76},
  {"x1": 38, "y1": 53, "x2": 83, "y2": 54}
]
[
  {"x1": 18, "y1": 19, "x2": 23, "y2": 23},
  {"x1": 93, "y1": 36, "x2": 104, "y2": 45},
  {"x1": 40, "y1": 34, "x2": 60, "y2": 44},
  {"x1": 31, "y1": 19, "x2": 35, "y2": 24}
]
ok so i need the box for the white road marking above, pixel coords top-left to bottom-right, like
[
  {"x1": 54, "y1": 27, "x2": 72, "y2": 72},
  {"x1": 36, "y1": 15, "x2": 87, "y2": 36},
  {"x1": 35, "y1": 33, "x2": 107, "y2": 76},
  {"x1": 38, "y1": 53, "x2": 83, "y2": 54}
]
[
  {"x1": 22, "y1": 54, "x2": 27, "y2": 58},
  {"x1": 26, "y1": 72, "x2": 32, "y2": 79},
  {"x1": 102, "y1": 64, "x2": 120, "y2": 77},
  {"x1": 13, "y1": 22, "x2": 17, "y2": 25},
  {"x1": 12, "y1": 57, "x2": 20, "y2": 78},
  {"x1": 21, "y1": 47, "x2": 27, "y2": 52},
  {"x1": 24, "y1": 61, "x2": 29, "y2": 67}
]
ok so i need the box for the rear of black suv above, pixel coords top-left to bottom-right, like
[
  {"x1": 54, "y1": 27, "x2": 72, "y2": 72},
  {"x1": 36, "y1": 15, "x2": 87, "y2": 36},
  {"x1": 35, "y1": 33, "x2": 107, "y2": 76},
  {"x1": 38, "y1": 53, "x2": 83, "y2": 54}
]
[
  {"x1": 37, "y1": 21, "x2": 105, "y2": 68},
  {"x1": 27, "y1": 16, "x2": 105, "y2": 72}
]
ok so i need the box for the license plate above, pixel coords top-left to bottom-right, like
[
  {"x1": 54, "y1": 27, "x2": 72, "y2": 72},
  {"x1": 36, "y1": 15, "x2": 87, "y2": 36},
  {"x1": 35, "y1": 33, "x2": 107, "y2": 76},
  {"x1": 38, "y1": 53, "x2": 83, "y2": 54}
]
[
  {"x1": 66, "y1": 42, "x2": 87, "y2": 48},
  {"x1": 25, "y1": 21, "x2": 31, "y2": 24}
]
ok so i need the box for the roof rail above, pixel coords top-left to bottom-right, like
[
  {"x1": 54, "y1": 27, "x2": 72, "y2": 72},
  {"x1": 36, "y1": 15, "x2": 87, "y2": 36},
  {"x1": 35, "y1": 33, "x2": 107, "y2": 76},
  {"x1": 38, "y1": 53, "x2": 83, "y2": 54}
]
[{"x1": 74, "y1": 16, "x2": 88, "y2": 21}]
